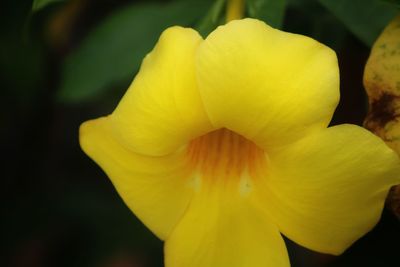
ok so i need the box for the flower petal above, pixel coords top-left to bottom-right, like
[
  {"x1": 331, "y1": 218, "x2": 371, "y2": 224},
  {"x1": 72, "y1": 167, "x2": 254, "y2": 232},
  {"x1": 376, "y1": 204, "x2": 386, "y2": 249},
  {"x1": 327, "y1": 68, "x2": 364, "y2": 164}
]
[
  {"x1": 164, "y1": 186, "x2": 290, "y2": 267},
  {"x1": 196, "y1": 18, "x2": 339, "y2": 149},
  {"x1": 111, "y1": 26, "x2": 214, "y2": 156},
  {"x1": 253, "y1": 125, "x2": 400, "y2": 255},
  {"x1": 80, "y1": 117, "x2": 194, "y2": 239}
]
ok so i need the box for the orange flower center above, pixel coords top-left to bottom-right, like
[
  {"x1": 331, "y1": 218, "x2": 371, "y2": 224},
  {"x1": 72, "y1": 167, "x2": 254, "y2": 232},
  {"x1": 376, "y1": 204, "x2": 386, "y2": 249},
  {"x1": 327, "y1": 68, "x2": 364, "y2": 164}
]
[{"x1": 186, "y1": 128, "x2": 267, "y2": 183}]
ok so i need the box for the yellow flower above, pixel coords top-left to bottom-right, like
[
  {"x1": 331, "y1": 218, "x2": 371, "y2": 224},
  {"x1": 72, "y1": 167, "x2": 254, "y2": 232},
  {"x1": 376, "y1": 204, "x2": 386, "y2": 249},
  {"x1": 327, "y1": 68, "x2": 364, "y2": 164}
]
[{"x1": 80, "y1": 19, "x2": 400, "y2": 267}]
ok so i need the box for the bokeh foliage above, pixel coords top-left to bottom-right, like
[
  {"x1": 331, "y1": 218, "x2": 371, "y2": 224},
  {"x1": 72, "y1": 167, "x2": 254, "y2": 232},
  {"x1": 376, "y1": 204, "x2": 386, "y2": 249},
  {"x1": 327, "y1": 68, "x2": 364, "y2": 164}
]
[
  {"x1": 58, "y1": 0, "x2": 214, "y2": 102},
  {"x1": 53, "y1": 0, "x2": 400, "y2": 104}
]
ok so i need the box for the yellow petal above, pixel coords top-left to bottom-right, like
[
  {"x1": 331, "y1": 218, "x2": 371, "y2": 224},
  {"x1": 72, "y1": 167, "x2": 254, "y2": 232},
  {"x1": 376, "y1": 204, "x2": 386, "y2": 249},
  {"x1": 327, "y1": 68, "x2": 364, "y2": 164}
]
[
  {"x1": 196, "y1": 18, "x2": 339, "y2": 150},
  {"x1": 79, "y1": 117, "x2": 194, "y2": 240},
  {"x1": 164, "y1": 186, "x2": 290, "y2": 267},
  {"x1": 253, "y1": 125, "x2": 400, "y2": 255},
  {"x1": 111, "y1": 26, "x2": 214, "y2": 156}
]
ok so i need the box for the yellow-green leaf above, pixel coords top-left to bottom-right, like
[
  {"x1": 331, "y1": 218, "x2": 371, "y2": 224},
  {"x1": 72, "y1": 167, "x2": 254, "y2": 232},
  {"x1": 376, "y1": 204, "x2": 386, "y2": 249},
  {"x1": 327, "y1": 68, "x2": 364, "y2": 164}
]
[
  {"x1": 364, "y1": 14, "x2": 400, "y2": 153},
  {"x1": 363, "y1": 14, "x2": 400, "y2": 218}
]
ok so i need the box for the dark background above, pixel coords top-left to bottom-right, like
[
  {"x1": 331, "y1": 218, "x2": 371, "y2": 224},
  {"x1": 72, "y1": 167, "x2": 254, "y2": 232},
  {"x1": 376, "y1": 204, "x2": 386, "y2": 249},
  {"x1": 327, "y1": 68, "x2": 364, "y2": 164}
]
[{"x1": 2, "y1": 0, "x2": 399, "y2": 266}]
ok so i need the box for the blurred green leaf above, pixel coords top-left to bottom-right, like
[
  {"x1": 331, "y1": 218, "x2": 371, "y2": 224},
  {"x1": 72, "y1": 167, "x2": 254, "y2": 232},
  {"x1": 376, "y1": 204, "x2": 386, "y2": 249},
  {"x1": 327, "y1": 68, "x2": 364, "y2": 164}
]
[
  {"x1": 58, "y1": 0, "x2": 212, "y2": 103},
  {"x1": 247, "y1": 0, "x2": 287, "y2": 28},
  {"x1": 317, "y1": 0, "x2": 398, "y2": 46},
  {"x1": 381, "y1": 0, "x2": 400, "y2": 6},
  {"x1": 32, "y1": 0, "x2": 64, "y2": 12},
  {"x1": 284, "y1": 0, "x2": 350, "y2": 50},
  {"x1": 196, "y1": 0, "x2": 226, "y2": 37}
]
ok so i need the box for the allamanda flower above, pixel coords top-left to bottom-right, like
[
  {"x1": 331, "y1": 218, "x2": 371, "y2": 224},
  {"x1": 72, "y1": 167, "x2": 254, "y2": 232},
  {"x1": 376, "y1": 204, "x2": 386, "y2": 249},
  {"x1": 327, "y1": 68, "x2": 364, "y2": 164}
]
[{"x1": 80, "y1": 19, "x2": 400, "y2": 267}]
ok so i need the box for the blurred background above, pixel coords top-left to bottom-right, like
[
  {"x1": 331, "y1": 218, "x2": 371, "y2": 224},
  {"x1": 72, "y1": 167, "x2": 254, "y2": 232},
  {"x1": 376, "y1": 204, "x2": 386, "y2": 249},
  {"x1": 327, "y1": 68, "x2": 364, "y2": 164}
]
[{"x1": 2, "y1": 0, "x2": 400, "y2": 266}]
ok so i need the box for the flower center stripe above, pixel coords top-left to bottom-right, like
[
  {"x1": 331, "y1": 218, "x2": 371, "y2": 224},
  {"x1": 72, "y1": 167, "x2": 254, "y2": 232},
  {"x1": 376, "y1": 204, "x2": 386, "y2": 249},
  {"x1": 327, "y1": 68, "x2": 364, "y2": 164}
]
[{"x1": 186, "y1": 128, "x2": 267, "y2": 184}]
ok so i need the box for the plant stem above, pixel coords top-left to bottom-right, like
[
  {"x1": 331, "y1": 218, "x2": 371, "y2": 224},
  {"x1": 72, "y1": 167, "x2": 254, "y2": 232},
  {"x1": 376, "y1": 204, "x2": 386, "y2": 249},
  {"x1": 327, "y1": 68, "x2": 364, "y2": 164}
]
[{"x1": 226, "y1": 0, "x2": 244, "y2": 22}]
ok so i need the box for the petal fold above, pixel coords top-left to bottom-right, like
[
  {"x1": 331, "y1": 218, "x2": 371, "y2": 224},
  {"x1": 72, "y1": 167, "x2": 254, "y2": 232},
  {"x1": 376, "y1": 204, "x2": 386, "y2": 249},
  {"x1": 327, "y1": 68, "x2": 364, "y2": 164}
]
[
  {"x1": 165, "y1": 186, "x2": 290, "y2": 267},
  {"x1": 254, "y1": 125, "x2": 400, "y2": 255},
  {"x1": 111, "y1": 26, "x2": 214, "y2": 156},
  {"x1": 196, "y1": 18, "x2": 339, "y2": 149},
  {"x1": 80, "y1": 117, "x2": 194, "y2": 239}
]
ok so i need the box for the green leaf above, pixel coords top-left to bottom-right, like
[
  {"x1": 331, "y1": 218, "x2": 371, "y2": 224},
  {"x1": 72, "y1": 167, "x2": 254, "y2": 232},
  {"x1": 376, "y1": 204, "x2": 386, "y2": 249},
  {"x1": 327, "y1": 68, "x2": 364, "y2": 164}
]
[
  {"x1": 58, "y1": 0, "x2": 212, "y2": 103},
  {"x1": 247, "y1": 0, "x2": 287, "y2": 28},
  {"x1": 196, "y1": 0, "x2": 226, "y2": 37},
  {"x1": 32, "y1": 0, "x2": 64, "y2": 12},
  {"x1": 381, "y1": 0, "x2": 400, "y2": 7},
  {"x1": 317, "y1": 0, "x2": 398, "y2": 46},
  {"x1": 284, "y1": 0, "x2": 350, "y2": 50}
]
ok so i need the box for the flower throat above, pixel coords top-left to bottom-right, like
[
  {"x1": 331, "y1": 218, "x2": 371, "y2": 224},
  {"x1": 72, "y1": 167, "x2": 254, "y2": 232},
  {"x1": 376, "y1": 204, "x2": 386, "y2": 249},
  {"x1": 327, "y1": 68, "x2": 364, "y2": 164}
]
[{"x1": 186, "y1": 128, "x2": 267, "y2": 181}]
